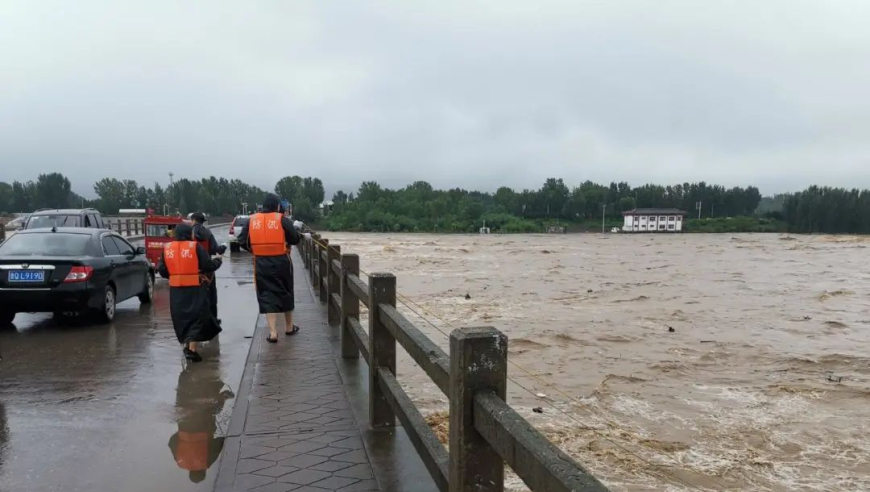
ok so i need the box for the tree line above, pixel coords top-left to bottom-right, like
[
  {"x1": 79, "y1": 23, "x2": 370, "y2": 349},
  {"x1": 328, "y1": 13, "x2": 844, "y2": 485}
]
[
  {"x1": 0, "y1": 173, "x2": 324, "y2": 222},
  {"x1": 324, "y1": 179, "x2": 764, "y2": 232},
  {"x1": 782, "y1": 187, "x2": 870, "y2": 234},
  {"x1": 3, "y1": 173, "x2": 870, "y2": 234}
]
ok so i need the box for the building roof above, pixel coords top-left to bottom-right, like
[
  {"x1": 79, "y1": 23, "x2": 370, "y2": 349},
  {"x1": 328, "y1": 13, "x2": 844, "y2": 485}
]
[{"x1": 622, "y1": 208, "x2": 687, "y2": 215}]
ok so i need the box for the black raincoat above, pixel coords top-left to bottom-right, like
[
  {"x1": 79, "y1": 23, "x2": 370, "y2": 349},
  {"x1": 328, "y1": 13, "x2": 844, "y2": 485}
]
[
  {"x1": 193, "y1": 223, "x2": 220, "y2": 318},
  {"x1": 237, "y1": 214, "x2": 301, "y2": 313},
  {"x1": 157, "y1": 224, "x2": 223, "y2": 344}
]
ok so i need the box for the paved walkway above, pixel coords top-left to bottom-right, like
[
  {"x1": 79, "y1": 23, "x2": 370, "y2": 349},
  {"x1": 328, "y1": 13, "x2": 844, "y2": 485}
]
[{"x1": 214, "y1": 252, "x2": 437, "y2": 492}]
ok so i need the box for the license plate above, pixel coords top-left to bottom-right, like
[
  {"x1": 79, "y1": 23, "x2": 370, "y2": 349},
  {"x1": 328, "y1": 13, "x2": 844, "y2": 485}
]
[{"x1": 8, "y1": 270, "x2": 45, "y2": 282}]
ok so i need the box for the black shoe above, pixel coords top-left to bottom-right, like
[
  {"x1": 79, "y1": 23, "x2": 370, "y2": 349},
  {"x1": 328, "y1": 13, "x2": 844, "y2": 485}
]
[{"x1": 184, "y1": 348, "x2": 203, "y2": 362}]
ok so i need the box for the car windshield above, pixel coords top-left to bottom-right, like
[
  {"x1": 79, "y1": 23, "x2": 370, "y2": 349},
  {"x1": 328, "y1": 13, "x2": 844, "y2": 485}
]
[
  {"x1": 0, "y1": 233, "x2": 91, "y2": 256},
  {"x1": 27, "y1": 214, "x2": 79, "y2": 229},
  {"x1": 146, "y1": 224, "x2": 175, "y2": 237}
]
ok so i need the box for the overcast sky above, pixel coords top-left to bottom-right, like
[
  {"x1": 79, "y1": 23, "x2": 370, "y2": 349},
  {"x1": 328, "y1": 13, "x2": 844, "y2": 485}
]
[{"x1": 2, "y1": 1, "x2": 868, "y2": 197}]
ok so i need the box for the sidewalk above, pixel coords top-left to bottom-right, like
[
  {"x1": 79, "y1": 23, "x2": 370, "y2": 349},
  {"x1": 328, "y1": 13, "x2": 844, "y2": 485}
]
[{"x1": 214, "y1": 252, "x2": 438, "y2": 492}]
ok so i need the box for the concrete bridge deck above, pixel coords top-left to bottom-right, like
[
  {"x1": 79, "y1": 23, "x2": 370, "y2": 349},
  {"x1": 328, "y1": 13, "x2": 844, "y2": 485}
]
[{"x1": 214, "y1": 251, "x2": 438, "y2": 492}]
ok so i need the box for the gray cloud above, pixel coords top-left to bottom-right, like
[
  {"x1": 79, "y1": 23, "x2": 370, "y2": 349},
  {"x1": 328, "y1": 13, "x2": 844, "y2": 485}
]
[{"x1": 2, "y1": 0, "x2": 869, "y2": 197}]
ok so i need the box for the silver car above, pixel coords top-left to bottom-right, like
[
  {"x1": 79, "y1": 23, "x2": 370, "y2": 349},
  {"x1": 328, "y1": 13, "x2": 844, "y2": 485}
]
[{"x1": 228, "y1": 215, "x2": 249, "y2": 252}]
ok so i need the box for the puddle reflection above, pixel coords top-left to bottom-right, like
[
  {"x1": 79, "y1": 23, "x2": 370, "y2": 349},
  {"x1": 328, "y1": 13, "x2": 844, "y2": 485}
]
[{"x1": 168, "y1": 339, "x2": 234, "y2": 483}]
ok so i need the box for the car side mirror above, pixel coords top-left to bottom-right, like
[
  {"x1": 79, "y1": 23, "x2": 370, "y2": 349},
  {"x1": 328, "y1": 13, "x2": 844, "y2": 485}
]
[{"x1": 136, "y1": 246, "x2": 146, "y2": 255}]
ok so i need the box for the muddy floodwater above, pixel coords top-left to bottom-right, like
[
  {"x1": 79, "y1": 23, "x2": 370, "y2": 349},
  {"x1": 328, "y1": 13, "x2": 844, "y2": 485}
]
[{"x1": 326, "y1": 232, "x2": 870, "y2": 492}]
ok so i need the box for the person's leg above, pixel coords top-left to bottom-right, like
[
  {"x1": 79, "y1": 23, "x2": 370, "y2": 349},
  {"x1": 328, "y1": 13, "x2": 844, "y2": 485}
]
[
  {"x1": 283, "y1": 311, "x2": 296, "y2": 335},
  {"x1": 266, "y1": 313, "x2": 279, "y2": 341},
  {"x1": 184, "y1": 341, "x2": 202, "y2": 361}
]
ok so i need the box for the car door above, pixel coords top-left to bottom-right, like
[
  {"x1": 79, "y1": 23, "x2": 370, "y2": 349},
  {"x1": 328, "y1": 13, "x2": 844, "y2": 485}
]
[
  {"x1": 111, "y1": 235, "x2": 141, "y2": 301},
  {"x1": 100, "y1": 234, "x2": 129, "y2": 299}
]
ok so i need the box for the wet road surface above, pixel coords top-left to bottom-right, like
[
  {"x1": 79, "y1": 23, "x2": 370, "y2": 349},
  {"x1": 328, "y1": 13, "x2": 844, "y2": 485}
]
[{"x1": 0, "y1": 226, "x2": 262, "y2": 492}]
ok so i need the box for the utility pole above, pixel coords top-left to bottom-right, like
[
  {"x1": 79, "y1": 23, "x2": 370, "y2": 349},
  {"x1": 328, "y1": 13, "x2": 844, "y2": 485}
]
[
  {"x1": 601, "y1": 204, "x2": 606, "y2": 234},
  {"x1": 696, "y1": 201, "x2": 702, "y2": 220}
]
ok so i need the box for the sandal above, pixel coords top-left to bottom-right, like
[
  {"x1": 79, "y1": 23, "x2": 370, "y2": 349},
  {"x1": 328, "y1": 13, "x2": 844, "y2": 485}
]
[
  {"x1": 266, "y1": 335, "x2": 278, "y2": 343},
  {"x1": 285, "y1": 325, "x2": 300, "y2": 336}
]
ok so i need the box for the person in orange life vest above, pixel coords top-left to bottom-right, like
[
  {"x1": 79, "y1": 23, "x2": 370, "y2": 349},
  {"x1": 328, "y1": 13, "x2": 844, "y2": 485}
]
[
  {"x1": 167, "y1": 340, "x2": 233, "y2": 483},
  {"x1": 157, "y1": 223, "x2": 223, "y2": 362},
  {"x1": 191, "y1": 212, "x2": 225, "y2": 322},
  {"x1": 237, "y1": 193, "x2": 305, "y2": 343}
]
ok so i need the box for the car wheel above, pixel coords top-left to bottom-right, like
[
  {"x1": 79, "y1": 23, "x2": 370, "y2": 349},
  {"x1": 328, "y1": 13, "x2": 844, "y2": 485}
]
[
  {"x1": 96, "y1": 285, "x2": 116, "y2": 323},
  {"x1": 230, "y1": 242, "x2": 240, "y2": 252},
  {"x1": 0, "y1": 310, "x2": 15, "y2": 327},
  {"x1": 138, "y1": 273, "x2": 154, "y2": 304}
]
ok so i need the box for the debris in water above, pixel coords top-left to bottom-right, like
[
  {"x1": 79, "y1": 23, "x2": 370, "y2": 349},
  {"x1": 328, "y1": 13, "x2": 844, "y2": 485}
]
[
  {"x1": 464, "y1": 293, "x2": 471, "y2": 300},
  {"x1": 587, "y1": 289, "x2": 593, "y2": 293},
  {"x1": 804, "y1": 315, "x2": 812, "y2": 320},
  {"x1": 668, "y1": 326, "x2": 676, "y2": 333},
  {"x1": 700, "y1": 340, "x2": 715, "y2": 343},
  {"x1": 244, "y1": 335, "x2": 253, "y2": 339},
  {"x1": 536, "y1": 393, "x2": 547, "y2": 398},
  {"x1": 532, "y1": 407, "x2": 544, "y2": 414},
  {"x1": 826, "y1": 374, "x2": 843, "y2": 383},
  {"x1": 541, "y1": 250, "x2": 553, "y2": 254}
]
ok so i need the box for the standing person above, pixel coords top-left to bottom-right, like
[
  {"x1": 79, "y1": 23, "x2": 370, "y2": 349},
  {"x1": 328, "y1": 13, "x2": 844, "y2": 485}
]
[
  {"x1": 157, "y1": 223, "x2": 223, "y2": 362},
  {"x1": 238, "y1": 193, "x2": 303, "y2": 343},
  {"x1": 191, "y1": 212, "x2": 223, "y2": 322}
]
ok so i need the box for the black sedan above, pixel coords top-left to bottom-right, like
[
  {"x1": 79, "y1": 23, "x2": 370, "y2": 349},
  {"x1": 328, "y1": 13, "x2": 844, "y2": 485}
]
[{"x1": 0, "y1": 228, "x2": 154, "y2": 326}]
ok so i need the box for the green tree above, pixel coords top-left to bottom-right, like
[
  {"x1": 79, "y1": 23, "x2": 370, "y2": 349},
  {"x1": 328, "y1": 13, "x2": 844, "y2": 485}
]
[
  {"x1": 94, "y1": 178, "x2": 125, "y2": 214},
  {"x1": 0, "y1": 182, "x2": 12, "y2": 213},
  {"x1": 34, "y1": 173, "x2": 72, "y2": 209}
]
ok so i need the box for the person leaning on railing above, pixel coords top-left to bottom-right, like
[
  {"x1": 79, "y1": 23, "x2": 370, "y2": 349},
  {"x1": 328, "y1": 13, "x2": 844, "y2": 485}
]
[{"x1": 237, "y1": 193, "x2": 310, "y2": 343}]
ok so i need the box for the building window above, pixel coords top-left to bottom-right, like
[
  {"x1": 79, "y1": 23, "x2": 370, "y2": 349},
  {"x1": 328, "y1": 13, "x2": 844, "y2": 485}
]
[
  {"x1": 659, "y1": 216, "x2": 666, "y2": 221},
  {"x1": 668, "y1": 224, "x2": 675, "y2": 230},
  {"x1": 668, "y1": 216, "x2": 675, "y2": 221}
]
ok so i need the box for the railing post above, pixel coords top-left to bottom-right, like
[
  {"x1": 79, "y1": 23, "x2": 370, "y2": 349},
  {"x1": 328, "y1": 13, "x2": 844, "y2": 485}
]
[
  {"x1": 368, "y1": 273, "x2": 396, "y2": 428},
  {"x1": 310, "y1": 235, "x2": 319, "y2": 287},
  {"x1": 134, "y1": 220, "x2": 140, "y2": 235},
  {"x1": 318, "y1": 238, "x2": 329, "y2": 302},
  {"x1": 340, "y1": 254, "x2": 360, "y2": 359},
  {"x1": 449, "y1": 327, "x2": 507, "y2": 492},
  {"x1": 125, "y1": 219, "x2": 131, "y2": 236},
  {"x1": 327, "y1": 244, "x2": 341, "y2": 324}
]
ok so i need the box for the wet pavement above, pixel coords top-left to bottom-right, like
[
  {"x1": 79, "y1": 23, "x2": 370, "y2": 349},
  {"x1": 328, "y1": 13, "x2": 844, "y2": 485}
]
[
  {"x1": 214, "y1": 251, "x2": 438, "y2": 492},
  {"x1": 0, "y1": 225, "x2": 262, "y2": 492}
]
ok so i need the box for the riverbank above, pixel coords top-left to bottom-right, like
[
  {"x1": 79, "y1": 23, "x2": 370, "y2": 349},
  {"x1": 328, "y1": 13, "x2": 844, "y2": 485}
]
[{"x1": 316, "y1": 216, "x2": 789, "y2": 234}]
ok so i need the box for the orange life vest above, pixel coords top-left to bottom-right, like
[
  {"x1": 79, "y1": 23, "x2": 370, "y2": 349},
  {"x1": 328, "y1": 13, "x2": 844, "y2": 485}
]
[
  {"x1": 175, "y1": 431, "x2": 209, "y2": 471},
  {"x1": 164, "y1": 241, "x2": 201, "y2": 287},
  {"x1": 249, "y1": 212, "x2": 288, "y2": 257}
]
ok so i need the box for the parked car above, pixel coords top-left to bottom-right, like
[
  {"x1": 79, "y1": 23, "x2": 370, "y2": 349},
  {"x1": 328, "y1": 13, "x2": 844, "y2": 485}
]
[
  {"x1": 0, "y1": 228, "x2": 154, "y2": 326},
  {"x1": 228, "y1": 215, "x2": 249, "y2": 252},
  {"x1": 4, "y1": 215, "x2": 28, "y2": 232},
  {"x1": 25, "y1": 208, "x2": 104, "y2": 230}
]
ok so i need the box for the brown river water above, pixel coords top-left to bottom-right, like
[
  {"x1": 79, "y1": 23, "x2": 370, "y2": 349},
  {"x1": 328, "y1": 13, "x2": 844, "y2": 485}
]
[{"x1": 324, "y1": 232, "x2": 870, "y2": 492}]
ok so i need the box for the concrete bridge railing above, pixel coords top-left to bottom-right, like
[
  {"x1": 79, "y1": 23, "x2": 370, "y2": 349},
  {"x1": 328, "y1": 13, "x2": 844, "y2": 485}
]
[{"x1": 301, "y1": 233, "x2": 612, "y2": 492}]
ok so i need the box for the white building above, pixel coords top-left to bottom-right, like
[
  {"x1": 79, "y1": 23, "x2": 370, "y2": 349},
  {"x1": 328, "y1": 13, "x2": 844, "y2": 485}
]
[{"x1": 622, "y1": 208, "x2": 686, "y2": 232}]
